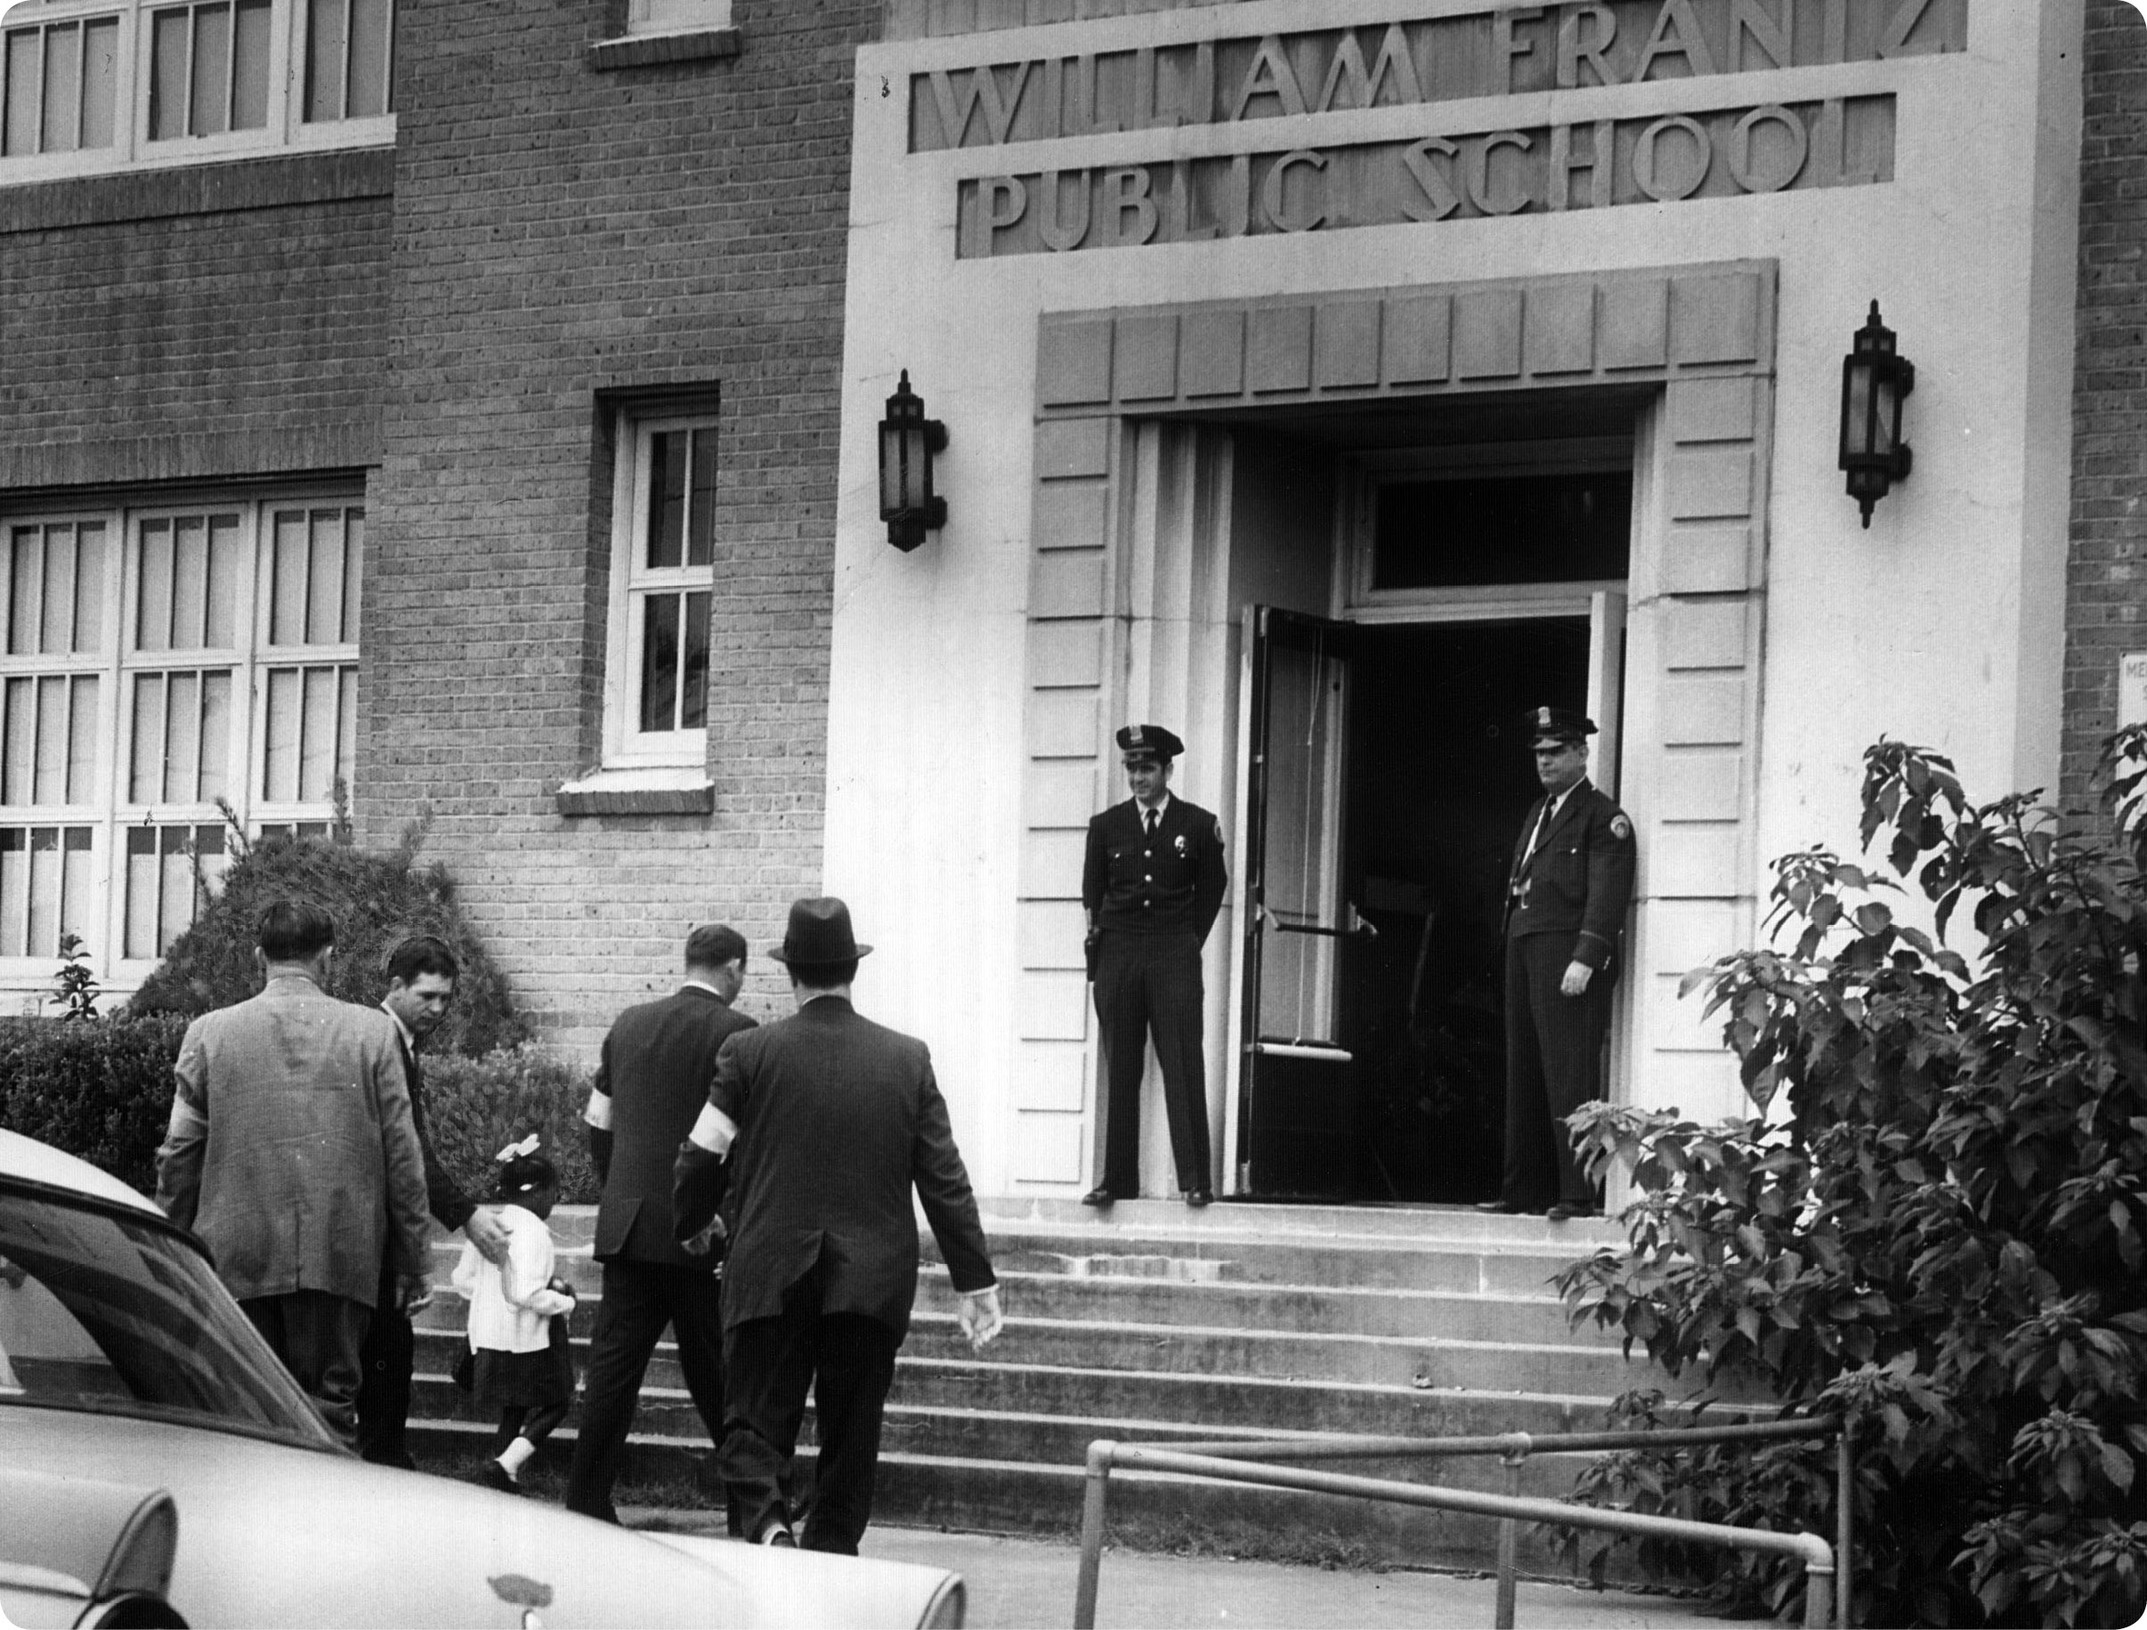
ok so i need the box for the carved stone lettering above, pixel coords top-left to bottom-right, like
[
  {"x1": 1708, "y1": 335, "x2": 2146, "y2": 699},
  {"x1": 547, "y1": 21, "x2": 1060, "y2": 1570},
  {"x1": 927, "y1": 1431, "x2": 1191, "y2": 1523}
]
[{"x1": 906, "y1": 1, "x2": 1965, "y2": 153}]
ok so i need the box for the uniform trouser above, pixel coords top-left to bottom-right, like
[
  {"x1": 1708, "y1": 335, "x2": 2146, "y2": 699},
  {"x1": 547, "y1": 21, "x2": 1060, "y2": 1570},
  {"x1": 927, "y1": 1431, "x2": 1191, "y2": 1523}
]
[
  {"x1": 355, "y1": 1258, "x2": 417, "y2": 1467},
  {"x1": 1092, "y1": 929, "x2": 1211, "y2": 1194},
  {"x1": 565, "y1": 1259, "x2": 727, "y2": 1521},
  {"x1": 1500, "y1": 932, "x2": 1616, "y2": 1209},
  {"x1": 718, "y1": 1269, "x2": 899, "y2": 1556},
  {"x1": 242, "y1": 1289, "x2": 371, "y2": 1447}
]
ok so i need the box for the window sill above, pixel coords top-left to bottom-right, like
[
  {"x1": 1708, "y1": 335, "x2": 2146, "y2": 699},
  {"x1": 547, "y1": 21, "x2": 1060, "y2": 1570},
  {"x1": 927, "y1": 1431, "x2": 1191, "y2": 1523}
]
[
  {"x1": 587, "y1": 26, "x2": 742, "y2": 71},
  {"x1": 555, "y1": 765, "x2": 714, "y2": 817}
]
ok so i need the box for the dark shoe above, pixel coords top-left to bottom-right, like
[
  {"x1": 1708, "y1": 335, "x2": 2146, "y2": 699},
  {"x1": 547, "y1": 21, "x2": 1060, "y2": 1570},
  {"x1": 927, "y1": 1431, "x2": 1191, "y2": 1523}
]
[
  {"x1": 1546, "y1": 1202, "x2": 1603, "y2": 1222},
  {"x1": 1081, "y1": 1187, "x2": 1116, "y2": 1207},
  {"x1": 1185, "y1": 1189, "x2": 1212, "y2": 1208},
  {"x1": 1473, "y1": 1199, "x2": 1522, "y2": 1214},
  {"x1": 479, "y1": 1461, "x2": 521, "y2": 1495},
  {"x1": 754, "y1": 1517, "x2": 796, "y2": 1547}
]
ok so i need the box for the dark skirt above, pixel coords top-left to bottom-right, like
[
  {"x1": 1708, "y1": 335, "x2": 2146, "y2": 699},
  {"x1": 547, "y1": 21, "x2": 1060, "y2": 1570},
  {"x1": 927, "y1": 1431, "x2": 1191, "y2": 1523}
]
[{"x1": 466, "y1": 1316, "x2": 573, "y2": 1413}]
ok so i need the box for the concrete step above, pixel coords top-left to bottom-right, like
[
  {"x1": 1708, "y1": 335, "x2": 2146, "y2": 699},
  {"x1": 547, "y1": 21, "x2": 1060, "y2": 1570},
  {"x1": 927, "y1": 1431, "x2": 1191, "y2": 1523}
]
[{"x1": 404, "y1": 1417, "x2": 1582, "y2": 1576}]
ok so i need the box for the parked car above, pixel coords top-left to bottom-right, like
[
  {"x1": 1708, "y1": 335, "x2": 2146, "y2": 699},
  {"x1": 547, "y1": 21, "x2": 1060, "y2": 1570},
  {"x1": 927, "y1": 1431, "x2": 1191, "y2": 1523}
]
[{"x1": 0, "y1": 1129, "x2": 964, "y2": 1629}]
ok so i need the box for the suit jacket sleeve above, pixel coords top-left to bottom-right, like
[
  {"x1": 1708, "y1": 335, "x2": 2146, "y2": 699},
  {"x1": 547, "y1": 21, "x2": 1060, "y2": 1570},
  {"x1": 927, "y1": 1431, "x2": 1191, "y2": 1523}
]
[
  {"x1": 670, "y1": 1033, "x2": 741, "y2": 1243},
  {"x1": 1194, "y1": 813, "x2": 1227, "y2": 944},
  {"x1": 912, "y1": 1057, "x2": 995, "y2": 1294},
  {"x1": 373, "y1": 1031, "x2": 435, "y2": 1280},
  {"x1": 404, "y1": 1049, "x2": 476, "y2": 1233},
  {"x1": 1081, "y1": 813, "x2": 1108, "y2": 919},
  {"x1": 153, "y1": 1019, "x2": 211, "y2": 1229},
  {"x1": 1574, "y1": 800, "x2": 1638, "y2": 970}
]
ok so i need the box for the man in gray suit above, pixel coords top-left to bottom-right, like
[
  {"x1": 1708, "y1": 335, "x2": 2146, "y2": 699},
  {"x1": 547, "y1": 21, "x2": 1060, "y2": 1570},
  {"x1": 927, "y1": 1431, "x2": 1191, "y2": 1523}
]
[
  {"x1": 564, "y1": 922, "x2": 755, "y2": 1524},
  {"x1": 156, "y1": 900, "x2": 432, "y2": 1446},
  {"x1": 673, "y1": 897, "x2": 1002, "y2": 1554}
]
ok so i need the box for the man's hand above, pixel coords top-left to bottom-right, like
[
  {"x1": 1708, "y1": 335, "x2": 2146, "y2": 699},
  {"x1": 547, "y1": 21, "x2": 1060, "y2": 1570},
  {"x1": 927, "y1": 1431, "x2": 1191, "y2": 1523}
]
[
  {"x1": 463, "y1": 1206, "x2": 511, "y2": 1266},
  {"x1": 398, "y1": 1272, "x2": 433, "y2": 1314},
  {"x1": 681, "y1": 1216, "x2": 728, "y2": 1258},
  {"x1": 957, "y1": 1285, "x2": 1004, "y2": 1351},
  {"x1": 1560, "y1": 960, "x2": 1593, "y2": 997}
]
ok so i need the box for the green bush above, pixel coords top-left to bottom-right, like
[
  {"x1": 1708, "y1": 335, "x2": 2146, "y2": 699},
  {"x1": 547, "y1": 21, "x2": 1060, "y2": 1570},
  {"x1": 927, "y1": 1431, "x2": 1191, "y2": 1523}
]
[
  {"x1": 0, "y1": 1014, "x2": 188, "y2": 1194},
  {"x1": 421, "y1": 1045, "x2": 599, "y2": 1206},
  {"x1": 1554, "y1": 733, "x2": 2147, "y2": 1628},
  {"x1": 129, "y1": 823, "x2": 526, "y2": 1058}
]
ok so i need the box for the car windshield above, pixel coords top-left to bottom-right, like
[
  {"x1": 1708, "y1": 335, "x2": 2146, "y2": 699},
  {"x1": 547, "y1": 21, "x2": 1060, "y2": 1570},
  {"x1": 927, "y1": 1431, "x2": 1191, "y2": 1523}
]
[{"x1": 0, "y1": 1179, "x2": 340, "y2": 1450}]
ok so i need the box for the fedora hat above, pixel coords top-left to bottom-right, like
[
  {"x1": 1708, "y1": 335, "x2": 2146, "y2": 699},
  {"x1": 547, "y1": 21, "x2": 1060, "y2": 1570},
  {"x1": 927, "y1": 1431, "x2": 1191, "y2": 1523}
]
[{"x1": 768, "y1": 896, "x2": 872, "y2": 966}]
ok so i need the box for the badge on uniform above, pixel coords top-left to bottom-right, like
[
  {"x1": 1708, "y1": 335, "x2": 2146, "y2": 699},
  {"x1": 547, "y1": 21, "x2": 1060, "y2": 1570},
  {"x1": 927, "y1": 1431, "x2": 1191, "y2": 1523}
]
[
  {"x1": 1610, "y1": 813, "x2": 1632, "y2": 840},
  {"x1": 1173, "y1": 834, "x2": 1187, "y2": 856}
]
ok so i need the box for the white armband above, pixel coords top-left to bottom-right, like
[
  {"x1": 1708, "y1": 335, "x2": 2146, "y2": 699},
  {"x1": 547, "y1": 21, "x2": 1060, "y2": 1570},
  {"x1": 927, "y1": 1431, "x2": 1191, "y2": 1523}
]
[
  {"x1": 687, "y1": 1102, "x2": 737, "y2": 1156},
  {"x1": 583, "y1": 1089, "x2": 613, "y2": 1131}
]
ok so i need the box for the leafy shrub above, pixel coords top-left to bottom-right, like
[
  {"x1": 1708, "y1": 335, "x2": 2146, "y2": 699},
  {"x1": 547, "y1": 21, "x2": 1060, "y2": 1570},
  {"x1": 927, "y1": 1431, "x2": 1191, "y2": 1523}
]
[
  {"x1": 421, "y1": 1045, "x2": 598, "y2": 1206},
  {"x1": 0, "y1": 1014, "x2": 189, "y2": 1193},
  {"x1": 130, "y1": 822, "x2": 526, "y2": 1058},
  {"x1": 1554, "y1": 732, "x2": 2147, "y2": 1628}
]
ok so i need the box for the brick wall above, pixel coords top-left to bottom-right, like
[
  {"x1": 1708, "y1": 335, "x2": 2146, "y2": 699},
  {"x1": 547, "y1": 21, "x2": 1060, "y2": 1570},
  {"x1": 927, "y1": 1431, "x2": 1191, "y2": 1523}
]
[
  {"x1": 360, "y1": 1, "x2": 874, "y2": 1048},
  {"x1": 2067, "y1": 2, "x2": 2147, "y2": 807},
  {"x1": 0, "y1": 153, "x2": 391, "y2": 489}
]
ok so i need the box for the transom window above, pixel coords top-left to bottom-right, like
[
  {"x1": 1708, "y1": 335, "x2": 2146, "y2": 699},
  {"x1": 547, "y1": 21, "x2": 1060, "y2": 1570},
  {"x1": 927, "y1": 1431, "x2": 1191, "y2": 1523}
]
[
  {"x1": 1, "y1": 0, "x2": 392, "y2": 181},
  {"x1": 604, "y1": 411, "x2": 717, "y2": 769},
  {"x1": 0, "y1": 492, "x2": 361, "y2": 991},
  {"x1": 624, "y1": 0, "x2": 732, "y2": 38}
]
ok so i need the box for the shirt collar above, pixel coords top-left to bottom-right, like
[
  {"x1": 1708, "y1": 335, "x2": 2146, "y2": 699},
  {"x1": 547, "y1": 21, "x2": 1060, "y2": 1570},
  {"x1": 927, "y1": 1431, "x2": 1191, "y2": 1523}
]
[
  {"x1": 682, "y1": 976, "x2": 729, "y2": 1001},
  {"x1": 1138, "y1": 792, "x2": 1173, "y2": 822},
  {"x1": 379, "y1": 1000, "x2": 417, "y2": 1053}
]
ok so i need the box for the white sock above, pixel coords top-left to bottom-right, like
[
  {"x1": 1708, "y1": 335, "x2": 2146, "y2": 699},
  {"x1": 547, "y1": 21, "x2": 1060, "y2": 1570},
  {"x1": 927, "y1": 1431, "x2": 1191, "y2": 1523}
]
[{"x1": 498, "y1": 1436, "x2": 536, "y2": 1477}]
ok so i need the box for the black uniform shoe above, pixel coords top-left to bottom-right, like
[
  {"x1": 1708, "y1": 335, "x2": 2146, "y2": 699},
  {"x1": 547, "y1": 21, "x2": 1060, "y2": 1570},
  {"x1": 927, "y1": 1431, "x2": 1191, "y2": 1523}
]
[
  {"x1": 1474, "y1": 1199, "x2": 1523, "y2": 1214},
  {"x1": 1081, "y1": 1187, "x2": 1116, "y2": 1207},
  {"x1": 1185, "y1": 1189, "x2": 1212, "y2": 1208},
  {"x1": 1546, "y1": 1202, "x2": 1603, "y2": 1222}
]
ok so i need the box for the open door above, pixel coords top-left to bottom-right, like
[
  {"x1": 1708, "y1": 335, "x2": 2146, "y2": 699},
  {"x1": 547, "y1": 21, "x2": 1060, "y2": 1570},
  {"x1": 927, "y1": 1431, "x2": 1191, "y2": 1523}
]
[{"x1": 1236, "y1": 606, "x2": 1367, "y2": 1197}]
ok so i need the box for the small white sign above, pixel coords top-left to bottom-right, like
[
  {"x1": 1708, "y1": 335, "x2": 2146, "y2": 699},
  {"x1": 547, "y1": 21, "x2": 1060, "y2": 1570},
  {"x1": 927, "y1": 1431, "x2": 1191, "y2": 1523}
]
[{"x1": 2124, "y1": 652, "x2": 2147, "y2": 728}]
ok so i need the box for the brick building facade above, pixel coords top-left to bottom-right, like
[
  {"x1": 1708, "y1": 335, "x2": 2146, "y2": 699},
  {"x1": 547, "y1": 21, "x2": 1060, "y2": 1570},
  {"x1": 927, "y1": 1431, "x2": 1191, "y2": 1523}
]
[
  {"x1": 2068, "y1": 0, "x2": 2147, "y2": 807},
  {"x1": 0, "y1": 0, "x2": 865, "y2": 1049}
]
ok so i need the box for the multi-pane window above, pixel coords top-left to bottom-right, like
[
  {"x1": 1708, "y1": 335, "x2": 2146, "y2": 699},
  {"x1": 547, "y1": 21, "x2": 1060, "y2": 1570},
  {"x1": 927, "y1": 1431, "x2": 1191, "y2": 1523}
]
[
  {"x1": 626, "y1": 0, "x2": 732, "y2": 37},
  {"x1": 1, "y1": 0, "x2": 392, "y2": 173},
  {"x1": 0, "y1": 493, "x2": 361, "y2": 989},
  {"x1": 607, "y1": 415, "x2": 716, "y2": 765}
]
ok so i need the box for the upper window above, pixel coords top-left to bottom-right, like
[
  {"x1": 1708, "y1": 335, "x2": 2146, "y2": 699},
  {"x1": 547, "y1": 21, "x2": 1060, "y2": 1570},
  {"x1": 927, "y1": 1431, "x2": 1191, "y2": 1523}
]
[
  {"x1": 0, "y1": 489, "x2": 361, "y2": 995},
  {"x1": 0, "y1": 0, "x2": 392, "y2": 183},
  {"x1": 624, "y1": 0, "x2": 730, "y2": 37},
  {"x1": 604, "y1": 412, "x2": 716, "y2": 770}
]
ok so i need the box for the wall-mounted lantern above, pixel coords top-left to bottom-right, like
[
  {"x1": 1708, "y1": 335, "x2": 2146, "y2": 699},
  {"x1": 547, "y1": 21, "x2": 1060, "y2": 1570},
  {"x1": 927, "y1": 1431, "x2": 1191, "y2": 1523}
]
[
  {"x1": 878, "y1": 369, "x2": 947, "y2": 552},
  {"x1": 1838, "y1": 300, "x2": 1915, "y2": 529}
]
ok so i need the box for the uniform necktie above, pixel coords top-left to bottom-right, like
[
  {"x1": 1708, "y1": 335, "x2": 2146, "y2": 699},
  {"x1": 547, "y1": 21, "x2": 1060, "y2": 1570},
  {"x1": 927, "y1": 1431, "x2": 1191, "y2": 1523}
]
[{"x1": 1145, "y1": 807, "x2": 1158, "y2": 839}]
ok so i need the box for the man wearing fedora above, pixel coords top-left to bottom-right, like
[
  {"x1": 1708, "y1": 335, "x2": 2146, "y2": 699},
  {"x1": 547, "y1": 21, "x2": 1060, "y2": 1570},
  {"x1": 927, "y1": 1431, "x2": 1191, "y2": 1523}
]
[
  {"x1": 1082, "y1": 723, "x2": 1228, "y2": 1207},
  {"x1": 671, "y1": 897, "x2": 1002, "y2": 1553},
  {"x1": 1481, "y1": 707, "x2": 1637, "y2": 1222}
]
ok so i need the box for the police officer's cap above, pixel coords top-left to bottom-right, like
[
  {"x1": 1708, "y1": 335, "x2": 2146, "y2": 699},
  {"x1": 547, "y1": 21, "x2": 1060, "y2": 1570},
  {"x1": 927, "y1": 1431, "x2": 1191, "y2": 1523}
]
[
  {"x1": 1524, "y1": 706, "x2": 1597, "y2": 749},
  {"x1": 1116, "y1": 724, "x2": 1185, "y2": 763}
]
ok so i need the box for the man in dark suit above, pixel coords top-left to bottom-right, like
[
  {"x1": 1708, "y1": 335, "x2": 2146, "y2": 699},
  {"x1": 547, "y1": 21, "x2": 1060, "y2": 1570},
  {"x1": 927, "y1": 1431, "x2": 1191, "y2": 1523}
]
[
  {"x1": 1081, "y1": 724, "x2": 1228, "y2": 1207},
  {"x1": 672, "y1": 897, "x2": 1001, "y2": 1553},
  {"x1": 563, "y1": 923, "x2": 756, "y2": 1523},
  {"x1": 1481, "y1": 707, "x2": 1637, "y2": 1222},
  {"x1": 356, "y1": 935, "x2": 511, "y2": 1467}
]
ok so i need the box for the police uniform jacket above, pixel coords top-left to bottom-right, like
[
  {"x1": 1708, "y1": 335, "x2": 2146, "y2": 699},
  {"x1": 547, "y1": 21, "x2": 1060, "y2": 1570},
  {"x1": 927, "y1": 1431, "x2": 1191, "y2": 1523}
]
[
  {"x1": 589, "y1": 984, "x2": 756, "y2": 1268},
  {"x1": 1504, "y1": 779, "x2": 1637, "y2": 970},
  {"x1": 1083, "y1": 796, "x2": 1228, "y2": 941}
]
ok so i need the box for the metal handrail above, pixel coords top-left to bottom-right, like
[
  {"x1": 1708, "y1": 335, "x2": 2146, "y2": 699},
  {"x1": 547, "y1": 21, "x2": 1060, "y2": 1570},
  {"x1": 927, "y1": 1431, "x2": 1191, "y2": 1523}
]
[{"x1": 1072, "y1": 1418, "x2": 1851, "y2": 1630}]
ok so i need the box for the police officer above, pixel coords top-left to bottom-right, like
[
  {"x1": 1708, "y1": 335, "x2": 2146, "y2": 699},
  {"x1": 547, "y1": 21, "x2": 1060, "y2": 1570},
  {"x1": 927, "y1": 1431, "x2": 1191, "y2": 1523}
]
[
  {"x1": 1480, "y1": 707, "x2": 1636, "y2": 1222},
  {"x1": 1082, "y1": 725, "x2": 1227, "y2": 1207}
]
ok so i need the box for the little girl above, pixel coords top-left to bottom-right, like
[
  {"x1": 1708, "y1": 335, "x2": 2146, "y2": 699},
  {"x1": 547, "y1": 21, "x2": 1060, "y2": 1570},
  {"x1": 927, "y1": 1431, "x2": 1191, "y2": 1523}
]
[{"x1": 452, "y1": 1135, "x2": 577, "y2": 1494}]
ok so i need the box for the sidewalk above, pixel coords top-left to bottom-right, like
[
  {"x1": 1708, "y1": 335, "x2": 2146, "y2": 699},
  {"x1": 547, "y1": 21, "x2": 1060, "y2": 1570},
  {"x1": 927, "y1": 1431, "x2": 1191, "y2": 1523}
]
[
  {"x1": 857, "y1": 1526, "x2": 1732, "y2": 1630},
  {"x1": 625, "y1": 1507, "x2": 1732, "y2": 1628}
]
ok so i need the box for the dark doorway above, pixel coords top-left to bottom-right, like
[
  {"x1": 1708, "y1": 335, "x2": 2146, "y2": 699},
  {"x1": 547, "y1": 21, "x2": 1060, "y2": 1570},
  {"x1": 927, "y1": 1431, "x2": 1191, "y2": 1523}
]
[
  {"x1": 1341, "y1": 619, "x2": 1591, "y2": 1203},
  {"x1": 1237, "y1": 615, "x2": 1593, "y2": 1203}
]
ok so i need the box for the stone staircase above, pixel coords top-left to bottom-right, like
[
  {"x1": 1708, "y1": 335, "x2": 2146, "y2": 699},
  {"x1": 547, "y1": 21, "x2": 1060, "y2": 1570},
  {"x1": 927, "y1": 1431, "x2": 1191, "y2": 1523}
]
[{"x1": 407, "y1": 1198, "x2": 1736, "y2": 1574}]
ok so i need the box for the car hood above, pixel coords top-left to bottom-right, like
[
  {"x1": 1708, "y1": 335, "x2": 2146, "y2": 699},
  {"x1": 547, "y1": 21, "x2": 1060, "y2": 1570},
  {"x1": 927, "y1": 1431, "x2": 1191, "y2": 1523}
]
[{"x1": 1, "y1": 1409, "x2": 960, "y2": 1629}]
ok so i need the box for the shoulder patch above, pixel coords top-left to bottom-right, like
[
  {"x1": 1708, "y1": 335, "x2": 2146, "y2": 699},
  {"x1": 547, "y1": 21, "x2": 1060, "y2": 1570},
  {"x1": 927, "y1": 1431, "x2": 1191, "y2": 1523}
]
[{"x1": 1609, "y1": 812, "x2": 1632, "y2": 841}]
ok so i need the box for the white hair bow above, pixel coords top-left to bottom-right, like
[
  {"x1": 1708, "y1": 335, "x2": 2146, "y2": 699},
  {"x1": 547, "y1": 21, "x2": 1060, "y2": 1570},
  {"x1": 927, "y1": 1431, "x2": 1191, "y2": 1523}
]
[{"x1": 494, "y1": 1133, "x2": 541, "y2": 1163}]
